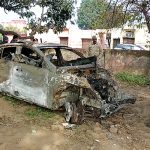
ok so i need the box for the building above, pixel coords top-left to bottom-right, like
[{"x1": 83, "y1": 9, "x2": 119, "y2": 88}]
[
  {"x1": 1, "y1": 20, "x2": 27, "y2": 29},
  {"x1": 34, "y1": 27, "x2": 107, "y2": 50},
  {"x1": 0, "y1": 20, "x2": 27, "y2": 43},
  {"x1": 110, "y1": 25, "x2": 150, "y2": 50}
]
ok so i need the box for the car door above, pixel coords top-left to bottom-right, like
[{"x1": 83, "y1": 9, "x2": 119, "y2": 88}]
[
  {"x1": 0, "y1": 46, "x2": 17, "y2": 87},
  {"x1": 0, "y1": 45, "x2": 55, "y2": 108}
]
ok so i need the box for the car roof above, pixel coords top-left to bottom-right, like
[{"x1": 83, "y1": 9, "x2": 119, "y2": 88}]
[
  {"x1": 34, "y1": 43, "x2": 84, "y2": 57},
  {"x1": 117, "y1": 44, "x2": 134, "y2": 46},
  {"x1": 34, "y1": 43, "x2": 72, "y2": 49},
  {"x1": 0, "y1": 42, "x2": 72, "y2": 49},
  {"x1": 0, "y1": 42, "x2": 84, "y2": 57},
  {"x1": 117, "y1": 44, "x2": 142, "y2": 47},
  {"x1": 0, "y1": 43, "x2": 24, "y2": 47}
]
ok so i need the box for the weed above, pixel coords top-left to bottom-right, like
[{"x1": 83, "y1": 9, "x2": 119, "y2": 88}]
[
  {"x1": 1, "y1": 94, "x2": 56, "y2": 119},
  {"x1": 4, "y1": 95, "x2": 21, "y2": 105},
  {"x1": 115, "y1": 72, "x2": 150, "y2": 86},
  {"x1": 25, "y1": 106, "x2": 56, "y2": 119}
]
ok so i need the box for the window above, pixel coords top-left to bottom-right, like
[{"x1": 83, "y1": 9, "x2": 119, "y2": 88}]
[
  {"x1": 21, "y1": 47, "x2": 40, "y2": 60},
  {"x1": 123, "y1": 45, "x2": 131, "y2": 50},
  {"x1": 19, "y1": 46, "x2": 43, "y2": 67},
  {"x1": 41, "y1": 48, "x2": 58, "y2": 66},
  {"x1": 42, "y1": 48, "x2": 57, "y2": 60},
  {"x1": 61, "y1": 49, "x2": 80, "y2": 61},
  {"x1": 125, "y1": 31, "x2": 134, "y2": 38},
  {"x1": 1, "y1": 47, "x2": 16, "y2": 60}
]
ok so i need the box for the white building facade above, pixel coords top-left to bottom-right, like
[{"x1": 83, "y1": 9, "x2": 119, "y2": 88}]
[{"x1": 110, "y1": 25, "x2": 150, "y2": 50}]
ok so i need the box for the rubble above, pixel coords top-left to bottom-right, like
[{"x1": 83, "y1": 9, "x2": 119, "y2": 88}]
[
  {"x1": 62, "y1": 123, "x2": 76, "y2": 129},
  {"x1": 109, "y1": 125, "x2": 118, "y2": 134},
  {"x1": 51, "y1": 124, "x2": 64, "y2": 131}
]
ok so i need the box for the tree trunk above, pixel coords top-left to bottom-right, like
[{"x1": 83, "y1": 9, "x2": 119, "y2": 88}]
[{"x1": 143, "y1": 10, "x2": 150, "y2": 33}]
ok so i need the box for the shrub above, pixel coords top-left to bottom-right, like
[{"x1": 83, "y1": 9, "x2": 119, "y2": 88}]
[{"x1": 115, "y1": 72, "x2": 150, "y2": 86}]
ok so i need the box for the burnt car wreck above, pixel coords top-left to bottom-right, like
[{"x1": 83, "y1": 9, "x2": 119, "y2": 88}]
[{"x1": 0, "y1": 42, "x2": 136, "y2": 124}]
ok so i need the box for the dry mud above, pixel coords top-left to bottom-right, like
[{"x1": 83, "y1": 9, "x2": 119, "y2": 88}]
[{"x1": 0, "y1": 84, "x2": 150, "y2": 150}]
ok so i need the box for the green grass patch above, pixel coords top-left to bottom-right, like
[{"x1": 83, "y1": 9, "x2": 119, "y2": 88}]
[
  {"x1": 1, "y1": 94, "x2": 56, "y2": 119},
  {"x1": 115, "y1": 72, "x2": 150, "y2": 86},
  {"x1": 25, "y1": 107, "x2": 56, "y2": 119},
  {"x1": 4, "y1": 95, "x2": 22, "y2": 105}
]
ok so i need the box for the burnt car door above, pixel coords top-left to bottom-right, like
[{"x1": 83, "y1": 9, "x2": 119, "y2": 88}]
[
  {"x1": 0, "y1": 46, "x2": 16, "y2": 86},
  {"x1": 0, "y1": 45, "x2": 56, "y2": 108}
]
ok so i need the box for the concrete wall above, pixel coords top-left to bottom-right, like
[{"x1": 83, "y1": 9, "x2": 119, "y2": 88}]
[
  {"x1": 76, "y1": 48, "x2": 150, "y2": 75},
  {"x1": 34, "y1": 29, "x2": 60, "y2": 43},
  {"x1": 104, "y1": 50, "x2": 150, "y2": 75}
]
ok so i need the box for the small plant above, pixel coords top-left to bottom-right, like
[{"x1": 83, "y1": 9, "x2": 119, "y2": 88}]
[
  {"x1": 115, "y1": 72, "x2": 150, "y2": 86},
  {"x1": 25, "y1": 106, "x2": 55, "y2": 119},
  {"x1": 4, "y1": 95, "x2": 21, "y2": 105},
  {"x1": 1, "y1": 94, "x2": 56, "y2": 119}
]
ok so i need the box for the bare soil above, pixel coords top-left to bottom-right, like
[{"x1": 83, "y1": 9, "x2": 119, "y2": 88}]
[{"x1": 0, "y1": 83, "x2": 150, "y2": 150}]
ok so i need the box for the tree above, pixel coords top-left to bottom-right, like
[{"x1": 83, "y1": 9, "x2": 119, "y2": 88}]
[
  {"x1": 77, "y1": 0, "x2": 150, "y2": 33},
  {"x1": 4, "y1": 25, "x2": 27, "y2": 34},
  {"x1": 0, "y1": 0, "x2": 75, "y2": 35},
  {"x1": 77, "y1": 0, "x2": 107, "y2": 29},
  {"x1": 0, "y1": 0, "x2": 36, "y2": 19},
  {"x1": 77, "y1": 0, "x2": 126, "y2": 30},
  {"x1": 106, "y1": 0, "x2": 150, "y2": 33},
  {"x1": 27, "y1": 0, "x2": 75, "y2": 35}
]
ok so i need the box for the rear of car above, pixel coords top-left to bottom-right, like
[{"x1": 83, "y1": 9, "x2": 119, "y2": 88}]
[{"x1": 114, "y1": 44, "x2": 145, "y2": 50}]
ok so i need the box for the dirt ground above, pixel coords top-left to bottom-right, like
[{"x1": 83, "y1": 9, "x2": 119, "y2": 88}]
[{"x1": 0, "y1": 83, "x2": 150, "y2": 150}]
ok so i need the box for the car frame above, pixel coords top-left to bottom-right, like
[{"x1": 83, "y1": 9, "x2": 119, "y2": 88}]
[{"x1": 0, "y1": 42, "x2": 136, "y2": 124}]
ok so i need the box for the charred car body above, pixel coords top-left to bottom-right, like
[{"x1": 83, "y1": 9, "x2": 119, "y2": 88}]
[{"x1": 0, "y1": 42, "x2": 136, "y2": 124}]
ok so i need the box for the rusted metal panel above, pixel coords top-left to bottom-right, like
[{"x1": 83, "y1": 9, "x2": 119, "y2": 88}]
[{"x1": 0, "y1": 61, "x2": 51, "y2": 107}]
